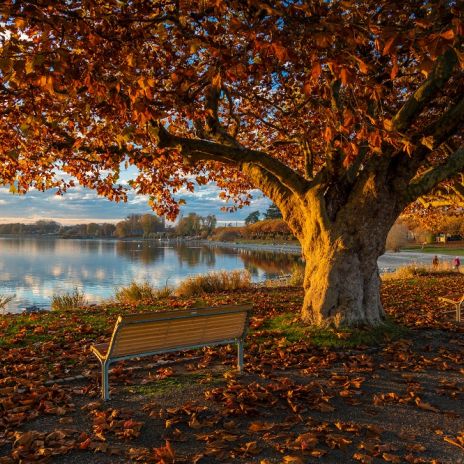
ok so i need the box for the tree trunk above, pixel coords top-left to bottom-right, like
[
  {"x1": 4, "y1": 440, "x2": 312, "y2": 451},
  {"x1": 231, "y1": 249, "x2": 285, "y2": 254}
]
[
  {"x1": 297, "y1": 198, "x2": 395, "y2": 327},
  {"x1": 241, "y1": 162, "x2": 399, "y2": 327},
  {"x1": 301, "y1": 241, "x2": 385, "y2": 326}
]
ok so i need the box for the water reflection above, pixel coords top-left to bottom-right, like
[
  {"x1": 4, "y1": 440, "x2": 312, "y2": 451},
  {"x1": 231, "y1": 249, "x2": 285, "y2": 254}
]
[
  {"x1": 0, "y1": 237, "x2": 300, "y2": 313},
  {"x1": 239, "y1": 249, "x2": 300, "y2": 280},
  {"x1": 115, "y1": 241, "x2": 166, "y2": 264}
]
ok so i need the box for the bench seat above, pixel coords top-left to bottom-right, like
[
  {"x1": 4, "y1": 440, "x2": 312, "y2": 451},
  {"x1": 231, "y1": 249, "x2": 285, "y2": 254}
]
[{"x1": 90, "y1": 304, "x2": 251, "y2": 400}]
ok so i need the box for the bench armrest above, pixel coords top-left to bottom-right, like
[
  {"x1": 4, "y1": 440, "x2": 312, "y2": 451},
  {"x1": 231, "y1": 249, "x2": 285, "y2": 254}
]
[{"x1": 90, "y1": 343, "x2": 110, "y2": 360}]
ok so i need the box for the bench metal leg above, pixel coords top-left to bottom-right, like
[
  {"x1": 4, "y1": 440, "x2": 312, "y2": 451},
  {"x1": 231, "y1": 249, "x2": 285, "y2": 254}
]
[
  {"x1": 237, "y1": 340, "x2": 244, "y2": 372},
  {"x1": 101, "y1": 360, "x2": 110, "y2": 401}
]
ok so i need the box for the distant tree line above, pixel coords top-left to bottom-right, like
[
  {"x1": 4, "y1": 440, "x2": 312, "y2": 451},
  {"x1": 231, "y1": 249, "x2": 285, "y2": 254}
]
[
  {"x1": 244, "y1": 203, "x2": 283, "y2": 225},
  {"x1": 0, "y1": 219, "x2": 117, "y2": 237},
  {"x1": 115, "y1": 214, "x2": 166, "y2": 238},
  {"x1": 0, "y1": 214, "x2": 166, "y2": 238},
  {"x1": 174, "y1": 213, "x2": 217, "y2": 238},
  {"x1": 0, "y1": 213, "x2": 219, "y2": 239}
]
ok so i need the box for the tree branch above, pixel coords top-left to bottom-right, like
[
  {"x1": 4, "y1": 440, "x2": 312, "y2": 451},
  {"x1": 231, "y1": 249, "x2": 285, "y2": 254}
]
[
  {"x1": 344, "y1": 145, "x2": 370, "y2": 183},
  {"x1": 391, "y1": 48, "x2": 458, "y2": 132},
  {"x1": 389, "y1": 95, "x2": 464, "y2": 192},
  {"x1": 405, "y1": 145, "x2": 464, "y2": 201},
  {"x1": 302, "y1": 140, "x2": 313, "y2": 180},
  {"x1": 416, "y1": 96, "x2": 464, "y2": 149},
  {"x1": 155, "y1": 124, "x2": 309, "y2": 196},
  {"x1": 204, "y1": 84, "x2": 242, "y2": 148}
]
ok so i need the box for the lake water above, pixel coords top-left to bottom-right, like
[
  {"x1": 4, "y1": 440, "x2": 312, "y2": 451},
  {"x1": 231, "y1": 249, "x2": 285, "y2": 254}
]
[{"x1": 0, "y1": 237, "x2": 300, "y2": 313}]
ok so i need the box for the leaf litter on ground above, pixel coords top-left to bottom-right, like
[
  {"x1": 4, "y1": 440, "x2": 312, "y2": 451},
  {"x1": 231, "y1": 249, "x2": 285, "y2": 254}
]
[{"x1": 0, "y1": 274, "x2": 463, "y2": 463}]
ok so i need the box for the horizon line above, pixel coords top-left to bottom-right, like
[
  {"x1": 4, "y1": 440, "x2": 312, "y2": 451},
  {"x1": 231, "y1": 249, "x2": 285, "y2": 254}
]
[{"x1": 0, "y1": 217, "x2": 247, "y2": 226}]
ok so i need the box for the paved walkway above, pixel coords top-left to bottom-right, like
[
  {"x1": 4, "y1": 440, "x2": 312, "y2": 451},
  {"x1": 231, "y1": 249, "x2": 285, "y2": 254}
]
[
  {"x1": 378, "y1": 251, "x2": 456, "y2": 273},
  {"x1": 206, "y1": 241, "x2": 457, "y2": 273}
]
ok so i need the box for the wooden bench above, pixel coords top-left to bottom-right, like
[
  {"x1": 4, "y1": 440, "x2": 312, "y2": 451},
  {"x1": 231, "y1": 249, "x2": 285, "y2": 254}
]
[
  {"x1": 438, "y1": 295, "x2": 463, "y2": 323},
  {"x1": 90, "y1": 304, "x2": 251, "y2": 400}
]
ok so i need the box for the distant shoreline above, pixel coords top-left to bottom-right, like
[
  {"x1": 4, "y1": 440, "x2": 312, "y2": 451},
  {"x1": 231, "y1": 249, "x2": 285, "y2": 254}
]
[
  {"x1": 2, "y1": 235, "x2": 463, "y2": 261},
  {"x1": 202, "y1": 240, "x2": 302, "y2": 254},
  {"x1": 0, "y1": 234, "x2": 302, "y2": 252}
]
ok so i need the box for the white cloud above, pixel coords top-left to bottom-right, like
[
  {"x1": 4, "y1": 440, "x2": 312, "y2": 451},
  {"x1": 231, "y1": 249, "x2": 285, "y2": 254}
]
[{"x1": 0, "y1": 176, "x2": 271, "y2": 223}]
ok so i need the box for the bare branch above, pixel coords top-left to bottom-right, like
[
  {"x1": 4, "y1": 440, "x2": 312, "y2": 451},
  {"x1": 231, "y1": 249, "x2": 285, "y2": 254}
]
[
  {"x1": 204, "y1": 85, "x2": 242, "y2": 148},
  {"x1": 344, "y1": 146, "x2": 370, "y2": 183},
  {"x1": 302, "y1": 140, "x2": 313, "y2": 180}
]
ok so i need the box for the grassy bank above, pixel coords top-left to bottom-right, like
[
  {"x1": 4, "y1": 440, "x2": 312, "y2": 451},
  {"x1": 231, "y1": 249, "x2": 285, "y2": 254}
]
[
  {"x1": 1, "y1": 273, "x2": 462, "y2": 348},
  {"x1": 403, "y1": 244, "x2": 464, "y2": 255}
]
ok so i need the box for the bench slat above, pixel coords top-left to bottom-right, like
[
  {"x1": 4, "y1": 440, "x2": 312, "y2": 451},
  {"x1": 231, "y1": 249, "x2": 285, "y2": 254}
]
[
  {"x1": 118, "y1": 304, "x2": 251, "y2": 324},
  {"x1": 114, "y1": 327, "x2": 243, "y2": 346}
]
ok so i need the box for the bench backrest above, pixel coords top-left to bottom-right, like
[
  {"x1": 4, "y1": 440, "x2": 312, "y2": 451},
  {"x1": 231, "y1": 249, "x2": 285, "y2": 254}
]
[{"x1": 107, "y1": 304, "x2": 251, "y2": 358}]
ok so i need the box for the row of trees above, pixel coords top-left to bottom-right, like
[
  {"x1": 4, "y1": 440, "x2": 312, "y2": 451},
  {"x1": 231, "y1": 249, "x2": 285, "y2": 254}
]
[
  {"x1": 244, "y1": 203, "x2": 283, "y2": 225},
  {"x1": 174, "y1": 213, "x2": 217, "y2": 237},
  {"x1": 0, "y1": 220, "x2": 116, "y2": 237},
  {"x1": 0, "y1": 213, "x2": 220, "y2": 239},
  {"x1": 114, "y1": 214, "x2": 166, "y2": 238},
  {"x1": 0, "y1": 216, "x2": 164, "y2": 238},
  {"x1": 212, "y1": 218, "x2": 294, "y2": 242},
  {"x1": 61, "y1": 223, "x2": 116, "y2": 238},
  {"x1": 386, "y1": 214, "x2": 464, "y2": 251},
  {"x1": 405, "y1": 214, "x2": 464, "y2": 240}
]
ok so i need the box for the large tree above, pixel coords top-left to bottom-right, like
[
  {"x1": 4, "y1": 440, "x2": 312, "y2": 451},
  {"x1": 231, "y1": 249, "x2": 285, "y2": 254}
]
[{"x1": 0, "y1": 1, "x2": 463, "y2": 326}]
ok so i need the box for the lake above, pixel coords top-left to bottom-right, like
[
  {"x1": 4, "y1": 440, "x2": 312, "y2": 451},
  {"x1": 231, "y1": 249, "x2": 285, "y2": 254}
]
[{"x1": 0, "y1": 237, "x2": 300, "y2": 313}]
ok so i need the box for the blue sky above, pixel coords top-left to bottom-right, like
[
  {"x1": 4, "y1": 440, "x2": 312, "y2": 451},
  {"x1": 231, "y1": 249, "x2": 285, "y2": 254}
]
[{"x1": 0, "y1": 183, "x2": 271, "y2": 225}]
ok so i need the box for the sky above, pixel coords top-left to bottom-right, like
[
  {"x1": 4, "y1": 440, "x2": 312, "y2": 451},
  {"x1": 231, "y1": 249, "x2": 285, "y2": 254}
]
[{"x1": 0, "y1": 183, "x2": 272, "y2": 225}]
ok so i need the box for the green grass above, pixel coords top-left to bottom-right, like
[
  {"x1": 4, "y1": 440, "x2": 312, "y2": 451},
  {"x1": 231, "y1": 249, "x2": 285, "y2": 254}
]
[
  {"x1": 261, "y1": 312, "x2": 308, "y2": 342},
  {"x1": 307, "y1": 319, "x2": 409, "y2": 348},
  {"x1": 260, "y1": 311, "x2": 409, "y2": 348},
  {"x1": 126, "y1": 372, "x2": 224, "y2": 396},
  {"x1": 0, "y1": 305, "x2": 132, "y2": 347},
  {"x1": 0, "y1": 312, "x2": 62, "y2": 347},
  {"x1": 403, "y1": 246, "x2": 464, "y2": 256}
]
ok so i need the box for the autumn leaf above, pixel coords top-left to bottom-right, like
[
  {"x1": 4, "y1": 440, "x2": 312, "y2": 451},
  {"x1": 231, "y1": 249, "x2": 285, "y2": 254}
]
[
  {"x1": 440, "y1": 30, "x2": 455, "y2": 40},
  {"x1": 311, "y1": 62, "x2": 322, "y2": 80},
  {"x1": 353, "y1": 453, "x2": 373, "y2": 464},
  {"x1": 382, "y1": 453, "x2": 402, "y2": 463},
  {"x1": 383, "y1": 35, "x2": 398, "y2": 55},
  {"x1": 283, "y1": 456, "x2": 304, "y2": 464},
  {"x1": 212, "y1": 73, "x2": 222, "y2": 90},
  {"x1": 414, "y1": 397, "x2": 439, "y2": 413}
]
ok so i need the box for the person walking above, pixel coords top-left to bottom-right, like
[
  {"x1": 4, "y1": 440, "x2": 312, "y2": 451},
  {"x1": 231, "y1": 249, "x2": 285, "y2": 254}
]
[
  {"x1": 453, "y1": 256, "x2": 461, "y2": 271},
  {"x1": 432, "y1": 255, "x2": 439, "y2": 269}
]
